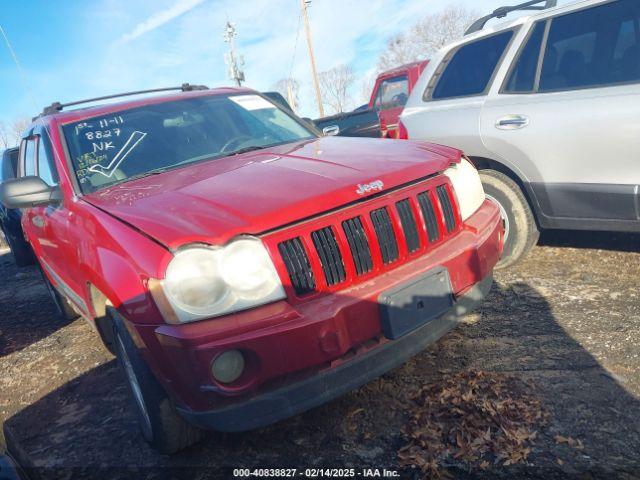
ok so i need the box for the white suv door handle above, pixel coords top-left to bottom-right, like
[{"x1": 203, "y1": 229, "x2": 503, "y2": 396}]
[{"x1": 496, "y1": 114, "x2": 530, "y2": 130}]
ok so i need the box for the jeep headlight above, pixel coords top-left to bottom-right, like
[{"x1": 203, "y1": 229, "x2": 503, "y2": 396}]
[
  {"x1": 443, "y1": 158, "x2": 485, "y2": 221},
  {"x1": 152, "y1": 237, "x2": 286, "y2": 324}
]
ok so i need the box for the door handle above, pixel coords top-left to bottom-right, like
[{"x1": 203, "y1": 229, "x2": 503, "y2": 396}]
[
  {"x1": 496, "y1": 114, "x2": 529, "y2": 130},
  {"x1": 322, "y1": 125, "x2": 340, "y2": 136}
]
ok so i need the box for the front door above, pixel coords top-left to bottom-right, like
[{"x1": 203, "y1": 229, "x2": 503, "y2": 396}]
[{"x1": 23, "y1": 129, "x2": 88, "y2": 314}]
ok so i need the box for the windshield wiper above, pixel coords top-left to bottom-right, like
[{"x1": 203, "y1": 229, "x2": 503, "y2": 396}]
[
  {"x1": 226, "y1": 145, "x2": 269, "y2": 156},
  {"x1": 103, "y1": 145, "x2": 271, "y2": 189},
  {"x1": 119, "y1": 167, "x2": 172, "y2": 183}
]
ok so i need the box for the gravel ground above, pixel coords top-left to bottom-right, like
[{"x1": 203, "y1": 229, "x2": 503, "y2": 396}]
[{"x1": 0, "y1": 231, "x2": 639, "y2": 479}]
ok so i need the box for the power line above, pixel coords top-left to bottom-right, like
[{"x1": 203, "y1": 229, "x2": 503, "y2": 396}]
[
  {"x1": 300, "y1": 0, "x2": 324, "y2": 118},
  {"x1": 288, "y1": 11, "x2": 302, "y2": 82},
  {"x1": 284, "y1": 11, "x2": 302, "y2": 112},
  {"x1": 0, "y1": 25, "x2": 39, "y2": 115},
  {"x1": 0, "y1": 24, "x2": 61, "y2": 167}
]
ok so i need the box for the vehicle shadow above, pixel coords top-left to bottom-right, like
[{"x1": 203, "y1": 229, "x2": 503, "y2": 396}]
[
  {"x1": 0, "y1": 251, "x2": 69, "y2": 357},
  {"x1": 538, "y1": 229, "x2": 640, "y2": 252},
  {"x1": 4, "y1": 279, "x2": 640, "y2": 479}
]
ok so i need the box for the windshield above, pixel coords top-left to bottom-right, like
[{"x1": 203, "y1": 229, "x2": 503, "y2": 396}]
[{"x1": 62, "y1": 93, "x2": 316, "y2": 193}]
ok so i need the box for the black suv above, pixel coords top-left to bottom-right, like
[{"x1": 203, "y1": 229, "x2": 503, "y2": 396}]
[{"x1": 0, "y1": 147, "x2": 34, "y2": 266}]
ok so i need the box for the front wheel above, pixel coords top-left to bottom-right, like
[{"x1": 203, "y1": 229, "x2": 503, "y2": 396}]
[
  {"x1": 110, "y1": 309, "x2": 204, "y2": 454},
  {"x1": 40, "y1": 267, "x2": 79, "y2": 322},
  {"x1": 479, "y1": 170, "x2": 539, "y2": 269},
  {"x1": 2, "y1": 226, "x2": 35, "y2": 267}
]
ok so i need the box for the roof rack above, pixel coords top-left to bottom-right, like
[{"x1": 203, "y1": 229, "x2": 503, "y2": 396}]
[
  {"x1": 465, "y1": 0, "x2": 557, "y2": 35},
  {"x1": 40, "y1": 83, "x2": 209, "y2": 116}
]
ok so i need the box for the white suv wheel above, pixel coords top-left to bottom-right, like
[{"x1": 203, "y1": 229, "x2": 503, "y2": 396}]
[{"x1": 479, "y1": 170, "x2": 539, "y2": 269}]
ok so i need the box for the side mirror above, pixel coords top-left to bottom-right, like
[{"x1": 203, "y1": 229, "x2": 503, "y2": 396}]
[
  {"x1": 0, "y1": 176, "x2": 61, "y2": 209},
  {"x1": 322, "y1": 125, "x2": 340, "y2": 136}
]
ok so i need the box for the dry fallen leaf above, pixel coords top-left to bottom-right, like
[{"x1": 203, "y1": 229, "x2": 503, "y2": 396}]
[
  {"x1": 398, "y1": 370, "x2": 548, "y2": 474},
  {"x1": 555, "y1": 434, "x2": 584, "y2": 450},
  {"x1": 347, "y1": 407, "x2": 364, "y2": 418}
]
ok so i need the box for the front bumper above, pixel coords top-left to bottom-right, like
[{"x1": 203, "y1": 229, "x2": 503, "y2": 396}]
[
  {"x1": 142, "y1": 199, "x2": 502, "y2": 419},
  {"x1": 178, "y1": 272, "x2": 492, "y2": 431}
]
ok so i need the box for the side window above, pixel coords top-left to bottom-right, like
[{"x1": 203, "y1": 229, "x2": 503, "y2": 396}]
[
  {"x1": 37, "y1": 135, "x2": 59, "y2": 186},
  {"x1": 377, "y1": 75, "x2": 409, "y2": 110},
  {"x1": 22, "y1": 138, "x2": 36, "y2": 177},
  {"x1": 9, "y1": 149, "x2": 19, "y2": 178},
  {"x1": 540, "y1": 0, "x2": 640, "y2": 92},
  {"x1": 504, "y1": 22, "x2": 546, "y2": 93},
  {"x1": 373, "y1": 87, "x2": 383, "y2": 110},
  {"x1": 614, "y1": 19, "x2": 637, "y2": 61},
  {"x1": 0, "y1": 149, "x2": 19, "y2": 182},
  {"x1": 431, "y1": 30, "x2": 514, "y2": 100}
]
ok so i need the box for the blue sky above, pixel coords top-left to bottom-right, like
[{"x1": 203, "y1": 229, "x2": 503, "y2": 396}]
[{"x1": 0, "y1": 0, "x2": 563, "y2": 127}]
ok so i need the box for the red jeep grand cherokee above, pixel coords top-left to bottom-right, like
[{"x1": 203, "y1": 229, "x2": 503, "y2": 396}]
[{"x1": 0, "y1": 86, "x2": 502, "y2": 453}]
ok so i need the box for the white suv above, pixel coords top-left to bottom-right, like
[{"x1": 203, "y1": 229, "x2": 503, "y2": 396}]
[{"x1": 400, "y1": 0, "x2": 640, "y2": 267}]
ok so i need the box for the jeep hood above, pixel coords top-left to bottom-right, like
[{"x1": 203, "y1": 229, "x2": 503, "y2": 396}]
[{"x1": 83, "y1": 136, "x2": 460, "y2": 249}]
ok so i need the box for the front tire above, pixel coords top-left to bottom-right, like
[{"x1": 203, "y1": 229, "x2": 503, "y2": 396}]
[
  {"x1": 40, "y1": 267, "x2": 79, "y2": 322},
  {"x1": 479, "y1": 170, "x2": 539, "y2": 269},
  {"x1": 2, "y1": 226, "x2": 35, "y2": 267},
  {"x1": 110, "y1": 310, "x2": 204, "y2": 454}
]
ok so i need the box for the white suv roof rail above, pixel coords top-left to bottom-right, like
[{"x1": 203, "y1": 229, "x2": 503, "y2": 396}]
[{"x1": 465, "y1": 0, "x2": 558, "y2": 35}]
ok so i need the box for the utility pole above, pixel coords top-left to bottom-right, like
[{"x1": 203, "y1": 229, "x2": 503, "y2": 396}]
[
  {"x1": 300, "y1": 0, "x2": 324, "y2": 117},
  {"x1": 223, "y1": 21, "x2": 245, "y2": 87}
]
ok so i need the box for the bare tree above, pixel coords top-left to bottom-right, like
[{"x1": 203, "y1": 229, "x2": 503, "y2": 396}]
[
  {"x1": 270, "y1": 78, "x2": 300, "y2": 112},
  {"x1": 357, "y1": 71, "x2": 377, "y2": 107},
  {"x1": 0, "y1": 121, "x2": 10, "y2": 149},
  {"x1": 377, "y1": 5, "x2": 479, "y2": 72},
  {"x1": 318, "y1": 65, "x2": 356, "y2": 115},
  {"x1": 10, "y1": 118, "x2": 30, "y2": 146}
]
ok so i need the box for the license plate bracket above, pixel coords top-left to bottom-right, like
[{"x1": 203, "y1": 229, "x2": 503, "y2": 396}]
[{"x1": 378, "y1": 267, "x2": 454, "y2": 340}]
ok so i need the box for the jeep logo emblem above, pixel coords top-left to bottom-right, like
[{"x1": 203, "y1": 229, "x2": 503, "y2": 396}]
[{"x1": 356, "y1": 180, "x2": 384, "y2": 195}]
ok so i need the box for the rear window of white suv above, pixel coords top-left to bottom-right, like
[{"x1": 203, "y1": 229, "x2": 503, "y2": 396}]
[
  {"x1": 430, "y1": 30, "x2": 514, "y2": 100},
  {"x1": 504, "y1": 22, "x2": 546, "y2": 93}
]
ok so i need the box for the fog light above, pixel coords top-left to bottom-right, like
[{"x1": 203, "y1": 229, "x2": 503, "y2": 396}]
[{"x1": 211, "y1": 350, "x2": 245, "y2": 384}]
